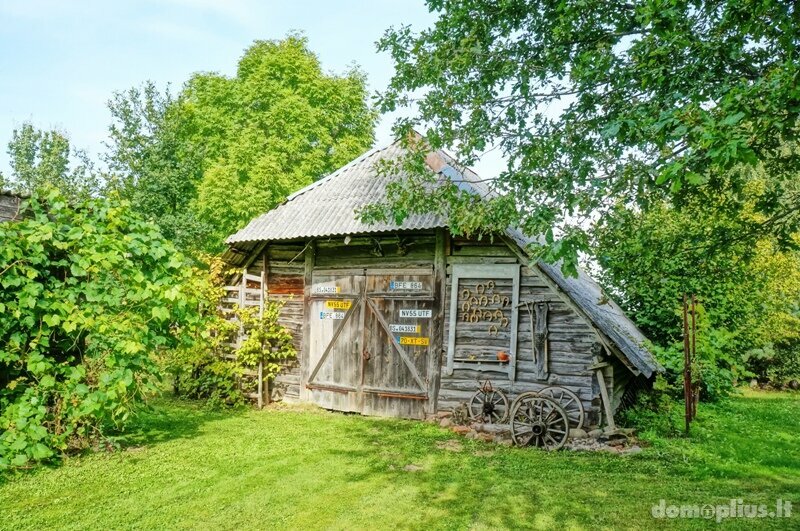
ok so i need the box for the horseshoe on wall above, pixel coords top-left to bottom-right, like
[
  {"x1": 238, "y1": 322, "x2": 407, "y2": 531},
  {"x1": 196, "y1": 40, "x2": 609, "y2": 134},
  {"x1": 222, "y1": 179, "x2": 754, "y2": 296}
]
[
  {"x1": 461, "y1": 300, "x2": 471, "y2": 312},
  {"x1": 461, "y1": 288, "x2": 471, "y2": 299},
  {"x1": 469, "y1": 313, "x2": 480, "y2": 323},
  {"x1": 494, "y1": 309, "x2": 503, "y2": 320},
  {"x1": 479, "y1": 295, "x2": 488, "y2": 306},
  {"x1": 492, "y1": 293, "x2": 501, "y2": 305},
  {"x1": 488, "y1": 324, "x2": 499, "y2": 337},
  {"x1": 487, "y1": 280, "x2": 495, "y2": 291},
  {"x1": 476, "y1": 283, "x2": 486, "y2": 294},
  {"x1": 500, "y1": 317, "x2": 509, "y2": 328},
  {"x1": 469, "y1": 296, "x2": 479, "y2": 307},
  {"x1": 483, "y1": 310, "x2": 493, "y2": 321},
  {"x1": 461, "y1": 312, "x2": 469, "y2": 322},
  {"x1": 502, "y1": 296, "x2": 510, "y2": 307}
]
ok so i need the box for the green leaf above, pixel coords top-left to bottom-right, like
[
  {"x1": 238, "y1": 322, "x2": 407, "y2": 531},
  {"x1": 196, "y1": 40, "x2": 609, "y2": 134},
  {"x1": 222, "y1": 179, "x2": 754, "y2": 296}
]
[{"x1": 151, "y1": 306, "x2": 170, "y2": 321}]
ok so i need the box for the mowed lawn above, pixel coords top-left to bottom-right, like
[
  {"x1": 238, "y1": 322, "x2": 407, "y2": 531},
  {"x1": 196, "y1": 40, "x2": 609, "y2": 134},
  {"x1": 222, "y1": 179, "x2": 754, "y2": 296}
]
[{"x1": 1, "y1": 390, "x2": 798, "y2": 530}]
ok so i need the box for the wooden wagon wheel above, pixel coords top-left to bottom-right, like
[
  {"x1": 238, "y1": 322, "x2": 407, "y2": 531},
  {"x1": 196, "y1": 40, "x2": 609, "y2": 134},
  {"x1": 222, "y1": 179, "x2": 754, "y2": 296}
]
[
  {"x1": 538, "y1": 386, "x2": 585, "y2": 431},
  {"x1": 509, "y1": 395, "x2": 569, "y2": 450},
  {"x1": 468, "y1": 387, "x2": 509, "y2": 424}
]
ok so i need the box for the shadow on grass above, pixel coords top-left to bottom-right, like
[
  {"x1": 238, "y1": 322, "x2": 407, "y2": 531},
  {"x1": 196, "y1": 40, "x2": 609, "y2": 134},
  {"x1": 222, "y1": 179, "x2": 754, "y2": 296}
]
[
  {"x1": 298, "y1": 392, "x2": 800, "y2": 529},
  {"x1": 112, "y1": 396, "x2": 249, "y2": 449},
  {"x1": 311, "y1": 415, "x2": 649, "y2": 529}
]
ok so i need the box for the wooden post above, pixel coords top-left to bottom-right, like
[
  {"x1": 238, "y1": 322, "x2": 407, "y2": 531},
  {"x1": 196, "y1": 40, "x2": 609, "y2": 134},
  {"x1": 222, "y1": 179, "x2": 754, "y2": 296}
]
[
  {"x1": 595, "y1": 368, "x2": 616, "y2": 432},
  {"x1": 427, "y1": 228, "x2": 447, "y2": 415},
  {"x1": 260, "y1": 249, "x2": 267, "y2": 407},
  {"x1": 300, "y1": 240, "x2": 315, "y2": 401},
  {"x1": 691, "y1": 294, "x2": 698, "y2": 420},
  {"x1": 683, "y1": 293, "x2": 692, "y2": 433},
  {"x1": 239, "y1": 268, "x2": 246, "y2": 348}
]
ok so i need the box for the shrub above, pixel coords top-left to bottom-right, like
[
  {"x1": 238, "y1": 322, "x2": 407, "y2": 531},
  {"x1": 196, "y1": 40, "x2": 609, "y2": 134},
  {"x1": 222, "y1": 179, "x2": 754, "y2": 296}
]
[
  {"x1": 165, "y1": 259, "x2": 297, "y2": 408},
  {"x1": 0, "y1": 191, "x2": 200, "y2": 469},
  {"x1": 618, "y1": 375, "x2": 682, "y2": 438},
  {"x1": 745, "y1": 341, "x2": 800, "y2": 387}
]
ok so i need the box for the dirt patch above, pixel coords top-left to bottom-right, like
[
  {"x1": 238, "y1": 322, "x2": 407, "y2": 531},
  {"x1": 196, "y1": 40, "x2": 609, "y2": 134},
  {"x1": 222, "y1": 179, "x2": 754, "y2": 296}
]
[{"x1": 436, "y1": 439, "x2": 464, "y2": 452}]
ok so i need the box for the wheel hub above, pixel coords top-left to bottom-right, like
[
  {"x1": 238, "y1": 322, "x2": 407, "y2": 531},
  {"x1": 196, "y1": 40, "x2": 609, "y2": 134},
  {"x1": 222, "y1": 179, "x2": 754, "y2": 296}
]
[{"x1": 530, "y1": 421, "x2": 546, "y2": 437}]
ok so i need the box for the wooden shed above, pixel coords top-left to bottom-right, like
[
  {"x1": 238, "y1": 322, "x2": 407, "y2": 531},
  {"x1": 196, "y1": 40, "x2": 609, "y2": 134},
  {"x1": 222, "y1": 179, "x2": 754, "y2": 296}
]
[
  {"x1": 224, "y1": 139, "x2": 660, "y2": 433},
  {"x1": 0, "y1": 191, "x2": 25, "y2": 223}
]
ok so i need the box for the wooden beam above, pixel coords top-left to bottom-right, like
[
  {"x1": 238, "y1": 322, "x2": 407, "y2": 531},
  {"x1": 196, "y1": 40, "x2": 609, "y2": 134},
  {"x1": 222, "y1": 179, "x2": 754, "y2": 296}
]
[
  {"x1": 428, "y1": 228, "x2": 447, "y2": 414},
  {"x1": 299, "y1": 240, "x2": 315, "y2": 401},
  {"x1": 595, "y1": 369, "x2": 616, "y2": 431}
]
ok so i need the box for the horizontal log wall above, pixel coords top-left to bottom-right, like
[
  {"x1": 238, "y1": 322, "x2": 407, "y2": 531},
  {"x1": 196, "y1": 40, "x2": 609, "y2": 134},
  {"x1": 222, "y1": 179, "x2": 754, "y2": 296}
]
[
  {"x1": 0, "y1": 193, "x2": 23, "y2": 222},
  {"x1": 440, "y1": 237, "x2": 605, "y2": 427},
  {"x1": 263, "y1": 243, "x2": 306, "y2": 402}
]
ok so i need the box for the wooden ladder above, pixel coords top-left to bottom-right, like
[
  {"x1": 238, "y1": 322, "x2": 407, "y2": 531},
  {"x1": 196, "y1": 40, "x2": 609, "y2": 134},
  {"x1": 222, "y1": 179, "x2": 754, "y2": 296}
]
[{"x1": 221, "y1": 267, "x2": 268, "y2": 407}]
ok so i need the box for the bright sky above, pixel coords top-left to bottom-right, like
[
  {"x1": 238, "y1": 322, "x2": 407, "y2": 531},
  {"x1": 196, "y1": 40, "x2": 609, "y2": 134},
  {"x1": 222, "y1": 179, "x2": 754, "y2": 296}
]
[{"x1": 0, "y1": 0, "x2": 499, "y2": 178}]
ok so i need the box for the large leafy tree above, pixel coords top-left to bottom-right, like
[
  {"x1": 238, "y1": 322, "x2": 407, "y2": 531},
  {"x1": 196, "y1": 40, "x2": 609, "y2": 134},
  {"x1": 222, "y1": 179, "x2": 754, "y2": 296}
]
[
  {"x1": 182, "y1": 36, "x2": 377, "y2": 249},
  {"x1": 594, "y1": 174, "x2": 800, "y2": 396},
  {"x1": 104, "y1": 82, "x2": 210, "y2": 252},
  {"x1": 106, "y1": 35, "x2": 377, "y2": 253},
  {"x1": 4, "y1": 123, "x2": 101, "y2": 200},
  {"x1": 377, "y1": 0, "x2": 800, "y2": 269}
]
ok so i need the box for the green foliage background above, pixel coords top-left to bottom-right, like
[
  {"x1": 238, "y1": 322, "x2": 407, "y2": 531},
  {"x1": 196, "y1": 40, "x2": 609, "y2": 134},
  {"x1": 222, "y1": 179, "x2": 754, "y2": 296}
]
[{"x1": 105, "y1": 35, "x2": 377, "y2": 253}]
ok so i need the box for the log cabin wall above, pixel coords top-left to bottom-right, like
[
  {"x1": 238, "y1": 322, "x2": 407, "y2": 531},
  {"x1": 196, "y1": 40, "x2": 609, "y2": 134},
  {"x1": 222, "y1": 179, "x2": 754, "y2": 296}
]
[
  {"x1": 439, "y1": 235, "x2": 607, "y2": 427},
  {"x1": 259, "y1": 243, "x2": 306, "y2": 402},
  {"x1": 258, "y1": 233, "x2": 440, "y2": 407},
  {"x1": 0, "y1": 192, "x2": 24, "y2": 222}
]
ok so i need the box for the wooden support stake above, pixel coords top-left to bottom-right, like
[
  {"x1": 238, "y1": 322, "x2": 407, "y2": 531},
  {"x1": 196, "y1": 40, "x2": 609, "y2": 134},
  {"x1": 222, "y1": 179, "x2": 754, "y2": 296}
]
[
  {"x1": 595, "y1": 368, "x2": 616, "y2": 432},
  {"x1": 300, "y1": 240, "x2": 315, "y2": 401},
  {"x1": 683, "y1": 293, "x2": 692, "y2": 433},
  {"x1": 257, "y1": 361, "x2": 264, "y2": 409}
]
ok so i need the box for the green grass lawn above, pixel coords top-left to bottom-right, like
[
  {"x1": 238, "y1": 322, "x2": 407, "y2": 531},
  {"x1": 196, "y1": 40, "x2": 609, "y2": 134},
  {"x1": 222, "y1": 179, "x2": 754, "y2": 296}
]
[{"x1": 1, "y1": 390, "x2": 798, "y2": 530}]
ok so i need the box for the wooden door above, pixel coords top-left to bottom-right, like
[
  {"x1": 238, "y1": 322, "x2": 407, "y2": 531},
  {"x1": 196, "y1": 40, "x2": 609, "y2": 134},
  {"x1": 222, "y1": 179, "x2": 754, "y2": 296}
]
[
  {"x1": 306, "y1": 267, "x2": 437, "y2": 418},
  {"x1": 361, "y1": 268, "x2": 435, "y2": 419},
  {"x1": 306, "y1": 269, "x2": 365, "y2": 412}
]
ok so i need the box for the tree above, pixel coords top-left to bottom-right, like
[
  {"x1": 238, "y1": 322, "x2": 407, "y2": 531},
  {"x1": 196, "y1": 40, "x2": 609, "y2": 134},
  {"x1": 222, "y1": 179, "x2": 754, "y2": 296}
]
[
  {"x1": 5, "y1": 123, "x2": 101, "y2": 200},
  {"x1": 377, "y1": 1, "x2": 800, "y2": 269},
  {"x1": 105, "y1": 35, "x2": 377, "y2": 253},
  {"x1": 594, "y1": 176, "x2": 800, "y2": 397},
  {"x1": 180, "y1": 35, "x2": 377, "y2": 249},
  {"x1": 104, "y1": 82, "x2": 210, "y2": 251}
]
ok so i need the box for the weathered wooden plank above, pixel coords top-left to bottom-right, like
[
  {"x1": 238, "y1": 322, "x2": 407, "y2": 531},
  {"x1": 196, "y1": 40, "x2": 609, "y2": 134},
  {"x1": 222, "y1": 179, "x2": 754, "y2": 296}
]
[{"x1": 299, "y1": 242, "x2": 314, "y2": 402}]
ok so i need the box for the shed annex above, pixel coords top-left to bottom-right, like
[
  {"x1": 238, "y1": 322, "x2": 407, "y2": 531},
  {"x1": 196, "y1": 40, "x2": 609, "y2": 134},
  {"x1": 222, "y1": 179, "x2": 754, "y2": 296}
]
[
  {"x1": 0, "y1": 191, "x2": 25, "y2": 223},
  {"x1": 224, "y1": 139, "x2": 660, "y2": 430}
]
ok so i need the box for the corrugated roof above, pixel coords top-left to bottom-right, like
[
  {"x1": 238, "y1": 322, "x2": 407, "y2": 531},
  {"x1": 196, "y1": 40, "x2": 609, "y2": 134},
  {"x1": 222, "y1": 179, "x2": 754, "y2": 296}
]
[
  {"x1": 226, "y1": 143, "x2": 447, "y2": 244},
  {"x1": 225, "y1": 138, "x2": 660, "y2": 377},
  {"x1": 505, "y1": 229, "x2": 660, "y2": 377}
]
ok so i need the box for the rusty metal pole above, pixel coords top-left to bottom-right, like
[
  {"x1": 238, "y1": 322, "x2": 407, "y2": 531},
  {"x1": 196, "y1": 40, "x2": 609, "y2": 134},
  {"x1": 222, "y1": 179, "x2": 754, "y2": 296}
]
[
  {"x1": 683, "y1": 293, "x2": 692, "y2": 434},
  {"x1": 691, "y1": 294, "x2": 698, "y2": 420}
]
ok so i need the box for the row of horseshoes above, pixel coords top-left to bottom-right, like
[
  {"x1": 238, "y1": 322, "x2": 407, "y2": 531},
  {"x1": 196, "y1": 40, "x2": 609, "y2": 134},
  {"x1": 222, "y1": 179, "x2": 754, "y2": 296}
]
[{"x1": 460, "y1": 283, "x2": 511, "y2": 334}]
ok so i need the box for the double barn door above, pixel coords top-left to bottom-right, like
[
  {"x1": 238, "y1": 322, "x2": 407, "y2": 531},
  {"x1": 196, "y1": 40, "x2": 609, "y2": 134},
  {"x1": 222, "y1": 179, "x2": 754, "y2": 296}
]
[{"x1": 306, "y1": 268, "x2": 436, "y2": 418}]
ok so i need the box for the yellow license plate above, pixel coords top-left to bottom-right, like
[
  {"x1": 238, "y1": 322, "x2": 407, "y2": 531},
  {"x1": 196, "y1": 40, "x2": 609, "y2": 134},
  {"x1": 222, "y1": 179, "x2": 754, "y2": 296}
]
[
  {"x1": 399, "y1": 336, "x2": 430, "y2": 346},
  {"x1": 325, "y1": 300, "x2": 352, "y2": 310}
]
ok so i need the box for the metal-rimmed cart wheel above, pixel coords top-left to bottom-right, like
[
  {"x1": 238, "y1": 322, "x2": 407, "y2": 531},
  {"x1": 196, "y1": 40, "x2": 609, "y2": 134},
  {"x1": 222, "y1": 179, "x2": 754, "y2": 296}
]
[
  {"x1": 537, "y1": 386, "x2": 585, "y2": 431},
  {"x1": 467, "y1": 383, "x2": 509, "y2": 424},
  {"x1": 509, "y1": 395, "x2": 569, "y2": 450}
]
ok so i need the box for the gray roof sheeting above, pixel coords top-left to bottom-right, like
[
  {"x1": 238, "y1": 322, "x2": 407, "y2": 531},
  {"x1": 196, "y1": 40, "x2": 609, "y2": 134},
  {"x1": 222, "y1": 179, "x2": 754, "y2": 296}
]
[
  {"x1": 226, "y1": 143, "x2": 446, "y2": 244},
  {"x1": 226, "y1": 139, "x2": 661, "y2": 377}
]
